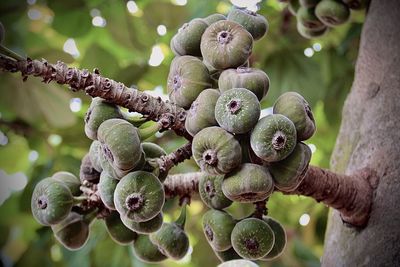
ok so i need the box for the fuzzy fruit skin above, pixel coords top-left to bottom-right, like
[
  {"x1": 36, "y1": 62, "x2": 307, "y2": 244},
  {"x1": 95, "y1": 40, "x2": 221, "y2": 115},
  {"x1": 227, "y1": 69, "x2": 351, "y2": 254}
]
[
  {"x1": 250, "y1": 114, "x2": 297, "y2": 162},
  {"x1": 185, "y1": 89, "x2": 220, "y2": 136},
  {"x1": 296, "y1": 22, "x2": 328, "y2": 38},
  {"x1": 132, "y1": 234, "x2": 167, "y2": 263},
  {"x1": 31, "y1": 178, "x2": 74, "y2": 226},
  {"x1": 51, "y1": 212, "x2": 90, "y2": 251},
  {"x1": 227, "y1": 8, "x2": 268, "y2": 40},
  {"x1": 268, "y1": 142, "x2": 311, "y2": 191},
  {"x1": 261, "y1": 216, "x2": 287, "y2": 260},
  {"x1": 192, "y1": 126, "x2": 242, "y2": 175},
  {"x1": 201, "y1": 20, "x2": 253, "y2": 70},
  {"x1": 105, "y1": 211, "x2": 137, "y2": 245},
  {"x1": 218, "y1": 260, "x2": 259, "y2": 267},
  {"x1": 52, "y1": 171, "x2": 81, "y2": 196},
  {"x1": 171, "y1": 18, "x2": 208, "y2": 57},
  {"x1": 343, "y1": 0, "x2": 367, "y2": 10},
  {"x1": 142, "y1": 142, "x2": 166, "y2": 158},
  {"x1": 121, "y1": 212, "x2": 163, "y2": 234},
  {"x1": 99, "y1": 149, "x2": 145, "y2": 180},
  {"x1": 315, "y1": 0, "x2": 350, "y2": 27},
  {"x1": 297, "y1": 6, "x2": 325, "y2": 30},
  {"x1": 98, "y1": 171, "x2": 118, "y2": 210},
  {"x1": 202, "y1": 209, "x2": 236, "y2": 251},
  {"x1": 98, "y1": 118, "x2": 143, "y2": 172},
  {"x1": 88, "y1": 140, "x2": 103, "y2": 172},
  {"x1": 167, "y1": 56, "x2": 212, "y2": 109},
  {"x1": 231, "y1": 218, "x2": 275, "y2": 260},
  {"x1": 199, "y1": 173, "x2": 232, "y2": 210},
  {"x1": 273, "y1": 92, "x2": 316, "y2": 141},
  {"x1": 84, "y1": 97, "x2": 123, "y2": 140},
  {"x1": 215, "y1": 88, "x2": 261, "y2": 134},
  {"x1": 80, "y1": 153, "x2": 100, "y2": 182},
  {"x1": 114, "y1": 171, "x2": 165, "y2": 222},
  {"x1": 215, "y1": 247, "x2": 242, "y2": 262},
  {"x1": 149, "y1": 222, "x2": 190, "y2": 260},
  {"x1": 299, "y1": 0, "x2": 321, "y2": 7},
  {"x1": 204, "y1": 13, "x2": 227, "y2": 25},
  {"x1": 288, "y1": 0, "x2": 301, "y2": 15},
  {"x1": 218, "y1": 68, "x2": 270, "y2": 101},
  {"x1": 222, "y1": 163, "x2": 274, "y2": 203}
]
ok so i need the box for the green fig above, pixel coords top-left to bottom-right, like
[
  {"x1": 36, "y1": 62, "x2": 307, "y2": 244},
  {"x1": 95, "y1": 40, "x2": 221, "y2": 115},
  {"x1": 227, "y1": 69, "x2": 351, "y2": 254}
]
[
  {"x1": 167, "y1": 56, "x2": 212, "y2": 109},
  {"x1": 222, "y1": 163, "x2": 274, "y2": 203},
  {"x1": 297, "y1": 22, "x2": 328, "y2": 38},
  {"x1": 80, "y1": 153, "x2": 101, "y2": 183},
  {"x1": 227, "y1": 7, "x2": 268, "y2": 40},
  {"x1": 199, "y1": 173, "x2": 232, "y2": 210},
  {"x1": 114, "y1": 171, "x2": 165, "y2": 222},
  {"x1": 185, "y1": 89, "x2": 220, "y2": 136},
  {"x1": 84, "y1": 97, "x2": 123, "y2": 140},
  {"x1": 121, "y1": 212, "x2": 163, "y2": 234},
  {"x1": 218, "y1": 259, "x2": 259, "y2": 267},
  {"x1": 231, "y1": 218, "x2": 275, "y2": 260},
  {"x1": 215, "y1": 88, "x2": 261, "y2": 134},
  {"x1": 98, "y1": 171, "x2": 118, "y2": 210},
  {"x1": 105, "y1": 211, "x2": 137, "y2": 245},
  {"x1": 204, "y1": 13, "x2": 226, "y2": 25},
  {"x1": 214, "y1": 247, "x2": 242, "y2": 262},
  {"x1": 52, "y1": 171, "x2": 81, "y2": 196},
  {"x1": 142, "y1": 142, "x2": 166, "y2": 159},
  {"x1": 250, "y1": 114, "x2": 297, "y2": 162},
  {"x1": 261, "y1": 216, "x2": 287, "y2": 260},
  {"x1": 299, "y1": 0, "x2": 321, "y2": 7},
  {"x1": 132, "y1": 234, "x2": 167, "y2": 263},
  {"x1": 288, "y1": 0, "x2": 301, "y2": 15},
  {"x1": 315, "y1": 0, "x2": 350, "y2": 27},
  {"x1": 268, "y1": 142, "x2": 311, "y2": 191},
  {"x1": 192, "y1": 126, "x2": 242, "y2": 175},
  {"x1": 343, "y1": 0, "x2": 367, "y2": 10},
  {"x1": 202, "y1": 209, "x2": 236, "y2": 251},
  {"x1": 297, "y1": 6, "x2": 325, "y2": 30},
  {"x1": 171, "y1": 18, "x2": 209, "y2": 56},
  {"x1": 200, "y1": 20, "x2": 253, "y2": 70},
  {"x1": 273, "y1": 92, "x2": 316, "y2": 141},
  {"x1": 88, "y1": 140, "x2": 103, "y2": 172}
]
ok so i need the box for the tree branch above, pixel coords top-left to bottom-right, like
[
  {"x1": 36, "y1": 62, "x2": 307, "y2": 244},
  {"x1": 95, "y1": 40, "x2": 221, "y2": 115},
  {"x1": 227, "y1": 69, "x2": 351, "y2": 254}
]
[
  {"x1": 0, "y1": 56, "x2": 191, "y2": 139},
  {"x1": 163, "y1": 172, "x2": 202, "y2": 199}
]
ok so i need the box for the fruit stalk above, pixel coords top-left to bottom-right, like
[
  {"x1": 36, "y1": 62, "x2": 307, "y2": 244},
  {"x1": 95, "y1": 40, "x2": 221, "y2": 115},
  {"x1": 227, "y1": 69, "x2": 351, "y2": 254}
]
[{"x1": 163, "y1": 172, "x2": 202, "y2": 198}]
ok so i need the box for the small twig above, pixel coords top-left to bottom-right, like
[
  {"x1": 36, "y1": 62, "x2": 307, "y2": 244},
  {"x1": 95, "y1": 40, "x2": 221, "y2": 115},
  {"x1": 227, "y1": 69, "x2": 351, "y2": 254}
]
[
  {"x1": 253, "y1": 199, "x2": 268, "y2": 219},
  {"x1": 163, "y1": 172, "x2": 202, "y2": 199}
]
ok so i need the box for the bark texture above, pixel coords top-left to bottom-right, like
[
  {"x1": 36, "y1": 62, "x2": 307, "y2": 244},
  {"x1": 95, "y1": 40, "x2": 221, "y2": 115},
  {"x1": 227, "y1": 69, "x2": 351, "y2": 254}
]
[{"x1": 323, "y1": 0, "x2": 400, "y2": 266}]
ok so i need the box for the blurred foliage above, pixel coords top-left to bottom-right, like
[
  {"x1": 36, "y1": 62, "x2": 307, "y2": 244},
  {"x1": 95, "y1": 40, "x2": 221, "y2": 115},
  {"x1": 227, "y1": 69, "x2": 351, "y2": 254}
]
[{"x1": 0, "y1": 0, "x2": 365, "y2": 266}]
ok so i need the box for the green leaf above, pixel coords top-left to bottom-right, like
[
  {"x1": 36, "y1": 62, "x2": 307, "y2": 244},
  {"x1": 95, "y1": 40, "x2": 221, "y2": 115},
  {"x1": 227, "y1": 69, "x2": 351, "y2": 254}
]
[
  {"x1": 51, "y1": 6, "x2": 92, "y2": 38},
  {"x1": 0, "y1": 132, "x2": 30, "y2": 173},
  {"x1": 80, "y1": 44, "x2": 120, "y2": 78}
]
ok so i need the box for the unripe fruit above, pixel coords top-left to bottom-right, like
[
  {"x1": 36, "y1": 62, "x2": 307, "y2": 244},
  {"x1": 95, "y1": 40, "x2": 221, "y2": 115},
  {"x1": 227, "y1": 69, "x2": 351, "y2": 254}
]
[
  {"x1": 105, "y1": 211, "x2": 137, "y2": 245},
  {"x1": 202, "y1": 209, "x2": 236, "y2": 251},
  {"x1": 132, "y1": 234, "x2": 167, "y2": 263},
  {"x1": 299, "y1": 0, "x2": 321, "y2": 7},
  {"x1": 185, "y1": 89, "x2": 220, "y2": 136},
  {"x1": 343, "y1": 0, "x2": 367, "y2": 10},
  {"x1": 98, "y1": 171, "x2": 118, "y2": 210},
  {"x1": 199, "y1": 173, "x2": 232, "y2": 210},
  {"x1": 297, "y1": 7, "x2": 325, "y2": 30},
  {"x1": 214, "y1": 247, "x2": 242, "y2": 262},
  {"x1": 231, "y1": 218, "x2": 275, "y2": 260},
  {"x1": 114, "y1": 171, "x2": 165, "y2": 222},
  {"x1": 273, "y1": 92, "x2": 316, "y2": 141},
  {"x1": 268, "y1": 142, "x2": 311, "y2": 191},
  {"x1": 192, "y1": 127, "x2": 242, "y2": 175},
  {"x1": 204, "y1": 13, "x2": 226, "y2": 26},
  {"x1": 80, "y1": 153, "x2": 100, "y2": 183},
  {"x1": 121, "y1": 212, "x2": 163, "y2": 234},
  {"x1": 31, "y1": 178, "x2": 74, "y2": 226},
  {"x1": 218, "y1": 67, "x2": 270, "y2": 101},
  {"x1": 222, "y1": 163, "x2": 274, "y2": 203},
  {"x1": 250, "y1": 114, "x2": 297, "y2": 162},
  {"x1": 297, "y1": 22, "x2": 328, "y2": 39},
  {"x1": 171, "y1": 18, "x2": 209, "y2": 56},
  {"x1": 84, "y1": 97, "x2": 123, "y2": 140},
  {"x1": 142, "y1": 142, "x2": 166, "y2": 158},
  {"x1": 261, "y1": 216, "x2": 287, "y2": 260},
  {"x1": 51, "y1": 212, "x2": 91, "y2": 251},
  {"x1": 218, "y1": 259, "x2": 259, "y2": 267},
  {"x1": 288, "y1": 0, "x2": 301, "y2": 16},
  {"x1": 315, "y1": 0, "x2": 350, "y2": 27},
  {"x1": 167, "y1": 56, "x2": 212, "y2": 109},
  {"x1": 227, "y1": 8, "x2": 268, "y2": 40},
  {"x1": 201, "y1": 20, "x2": 253, "y2": 70},
  {"x1": 99, "y1": 149, "x2": 146, "y2": 180},
  {"x1": 215, "y1": 88, "x2": 261, "y2": 134},
  {"x1": 88, "y1": 141, "x2": 103, "y2": 172},
  {"x1": 52, "y1": 171, "x2": 81, "y2": 196}
]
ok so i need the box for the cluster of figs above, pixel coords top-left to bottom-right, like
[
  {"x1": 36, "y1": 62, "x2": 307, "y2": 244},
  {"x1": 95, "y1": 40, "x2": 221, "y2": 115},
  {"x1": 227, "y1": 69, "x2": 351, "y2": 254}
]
[
  {"x1": 283, "y1": 0, "x2": 368, "y2": 39},
  {"x1": 30, "y1": 5, "x2": 316, "y2": 265}
]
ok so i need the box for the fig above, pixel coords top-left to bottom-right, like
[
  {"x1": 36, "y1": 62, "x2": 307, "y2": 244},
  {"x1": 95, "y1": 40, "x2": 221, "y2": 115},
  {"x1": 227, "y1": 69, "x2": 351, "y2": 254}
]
[
  {"x1": 214, "y1": 247, "x2": 242, "y2": 262},
  {"x1": 192, "y1": 126, "x2": 242, "y2": 175},
  {"x1": 218, "y1": 259, "x2": 259, "y2": 267},
  {"x1": 250, "y1": 114, "x2": 297, "y2": 162},
  {"x1": 171, "y1": 18, "x2": 209, "y2": 56},
  {"x1": 98, "y1": 171, "x2": 118, "y2": 210},
  {"x1": 231, "y1": 218, "x2": 275, "y2": 260},
  {"x1": 52, "y1": 171, "x2": 81, "y2": 196},
  {"x1": 261, "y1": 216, "x2": 287, "y2": 260},
  {"x1": 343, "y1": 0, "x2": 367, "y2": 10},
  {"x1": 202, "y1": 209, "x2": 236, "y2": 251},
  {"x1": 84, "y1": 97, "x2": 123, "y2": 140},
  {"x1": 273, "y1": 92, "x2": 316, "y2": 141},
  {"x1": 315, "y1": 0, "x2": 350, "y2": 27},
  {"x1": 268, "y1": 142, "x2": 311, "y2": 191},
  {"x1": 288, "y1": 0, "x2": 301, "y2": 15},
  {"x1": 299, "y1": 0, "x2": 321, "y2": 7},
  {"x1": 215, "y1": 88, "x2": 261, "y2": 134},
  {"x1": 218, "y1": 67, "x2": 270, "y2": 101},
  {"x1": 199, "y1": 173, "x2": 232, "y2": 210},
  {"x1": 142, "y1": 142, "x2": 166, "y2": 159},
  {"x1": 297, "y1": 7, "x2": 325, "y2": 30},
  {"x1": 204, "y1": 13, "x2": 226, "y2": 25},
  {"x1": 297, "y1": 22, "x2": 328, "y2": 38},
  {"x1": 31, "y1": 178, "x2": 74, "y2": 226},
  {"x1": 105, "y1": 211, "x2": 137, "y2": 245},
  {"x1": 185, "y1": 89, "x2": 220, "y2": 136},
  {"x1": 100, "y1": 149, "x2": 146, "y2": 180},
  {"x1": 132, "y1": 234, "x2": 167, "y2": 263},
  {"x1": 88, "y1": 140, "x2": 103, "y2": 172},
  {"x1": 222, "y1": 163, "x2": 274, "y2": 203},
  {"x1": 167, "y1": 56, "x2": 212, "y2": 109},
  {"x1": 79, "y1": 153, "x2": 100, "y2": 183},
  {"x1": 121, "y1": 212, "x2": 163, "y2": 234},
  {"x1": 114, "y1": 171, "x2": 165, "y2": 222},
  {"x1": 227, "y1": 8, "x2": 268, "y2": 40},
  {"x1": 200, "y1": 20, "x2": 253, "y2": 70}
]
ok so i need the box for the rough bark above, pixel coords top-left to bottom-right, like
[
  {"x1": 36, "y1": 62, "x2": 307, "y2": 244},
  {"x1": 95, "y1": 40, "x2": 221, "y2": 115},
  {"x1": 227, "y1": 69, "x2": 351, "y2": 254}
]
[{"x1": 322, "y1": 0, "x2": 400, "y2": 266}]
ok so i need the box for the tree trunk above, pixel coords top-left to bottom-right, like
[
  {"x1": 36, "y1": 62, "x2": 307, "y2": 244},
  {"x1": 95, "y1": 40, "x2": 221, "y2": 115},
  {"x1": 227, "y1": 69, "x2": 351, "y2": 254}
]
[{"x1": 322, "y1": 0, "x2": 400, "y2": 266}]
